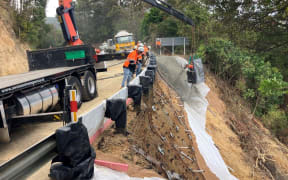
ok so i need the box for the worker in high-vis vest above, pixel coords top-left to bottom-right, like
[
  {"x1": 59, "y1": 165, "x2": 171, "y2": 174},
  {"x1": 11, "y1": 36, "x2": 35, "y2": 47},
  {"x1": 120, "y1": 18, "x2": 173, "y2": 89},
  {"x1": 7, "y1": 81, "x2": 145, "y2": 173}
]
[
  {"x1": 185, "y1": 55, "x2": 197, "y2": 84},
  {"x1": 121, "y1": 47, "x2": 139, "y2": 87},
  {"x1": 143, "y1": 44, "x2": 149, "y2": 65},
  {"x1": 144, "y1": 44, "x2": 149, "y2": 57},
  {"x1": 136, "y1": 47, "x2": 144, "y2": 76}
]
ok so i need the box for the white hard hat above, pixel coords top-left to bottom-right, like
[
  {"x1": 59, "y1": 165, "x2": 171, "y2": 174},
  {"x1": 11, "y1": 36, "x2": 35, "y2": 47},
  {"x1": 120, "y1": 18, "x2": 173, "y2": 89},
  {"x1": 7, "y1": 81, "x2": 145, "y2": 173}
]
[{"x1": 138, "y1": 47, "x2": 144, "y2": 52}]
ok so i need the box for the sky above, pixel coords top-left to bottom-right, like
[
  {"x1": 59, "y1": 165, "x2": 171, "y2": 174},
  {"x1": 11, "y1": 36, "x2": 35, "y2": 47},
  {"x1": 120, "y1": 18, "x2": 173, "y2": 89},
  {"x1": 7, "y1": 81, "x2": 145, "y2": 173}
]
[{"x1": 46, "y1": 0, "x2": 58, "y2": 17}]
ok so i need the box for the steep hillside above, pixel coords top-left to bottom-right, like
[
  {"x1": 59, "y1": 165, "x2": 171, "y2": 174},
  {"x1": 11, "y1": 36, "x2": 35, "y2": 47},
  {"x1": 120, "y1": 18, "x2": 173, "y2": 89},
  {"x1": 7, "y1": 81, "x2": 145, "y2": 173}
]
[
  {"x1": 0, "y1": 2, "x2": 28, "y2": 76},
  {"x1": 205, "y1": 70, "x2": 288, "y2": 179}
]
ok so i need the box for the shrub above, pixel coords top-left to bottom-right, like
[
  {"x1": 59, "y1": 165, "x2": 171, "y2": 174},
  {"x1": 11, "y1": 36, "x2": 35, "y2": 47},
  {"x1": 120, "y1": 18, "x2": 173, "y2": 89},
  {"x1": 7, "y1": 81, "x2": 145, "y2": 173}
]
[
  {"x1": 197, "y1": 38, "x2": 288, "y2": 139},
  {"x1": 263, "y1": 107, "x2": 288, "y2": 136}
]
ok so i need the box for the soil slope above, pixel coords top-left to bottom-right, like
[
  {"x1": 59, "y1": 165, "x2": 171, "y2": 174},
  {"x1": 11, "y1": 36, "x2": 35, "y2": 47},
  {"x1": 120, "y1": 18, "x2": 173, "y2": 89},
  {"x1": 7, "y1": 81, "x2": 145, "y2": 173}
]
[
  {"x1": 0, "y1": 1, "x2": 28, "y2": 76},
  {"x1": 92, "y1": 74, "x2": 217, "y2": 179},
  {"x1": 205, "y1": 70, "x2": 288, "y2": 180}
]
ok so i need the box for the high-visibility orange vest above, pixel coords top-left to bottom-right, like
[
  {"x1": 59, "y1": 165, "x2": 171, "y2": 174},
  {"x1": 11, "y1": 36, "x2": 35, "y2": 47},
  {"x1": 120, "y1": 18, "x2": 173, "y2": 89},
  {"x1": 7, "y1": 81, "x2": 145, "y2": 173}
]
[
  {"x1": 144, "y1": 46, "x2": 148, "y2": 56},
  {"x1": 156, "y1": 40, "x2": 161, "y2": 46},
  {"x1": 127, "y1": 50, "x2": 138, "y2": 61},
  {"x1": 186, "y1": 64, "x2": 194, "y2": 69},
  {"x1": 123, "y1": 60, "x2": 130, "y2": 68},
  {"x1": 137, "y1": 53, "x2": 143, "y2": 60},
  {"x1": 124, "y1": 50, "x2": 138, "y2": 67}
]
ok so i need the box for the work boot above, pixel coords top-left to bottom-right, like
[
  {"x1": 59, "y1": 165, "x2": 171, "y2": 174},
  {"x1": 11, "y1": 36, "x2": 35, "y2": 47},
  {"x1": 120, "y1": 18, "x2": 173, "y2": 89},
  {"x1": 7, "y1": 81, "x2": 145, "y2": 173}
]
[{"x1": 114, "y1": 128, "x2": 130, "y2": 136}]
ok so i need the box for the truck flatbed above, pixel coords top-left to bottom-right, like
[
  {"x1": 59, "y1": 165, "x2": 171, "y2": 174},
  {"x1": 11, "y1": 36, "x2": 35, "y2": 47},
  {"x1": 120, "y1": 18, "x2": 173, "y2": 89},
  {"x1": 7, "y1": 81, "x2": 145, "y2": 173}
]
[{"x1": 0, "y1": 65, "x2": 90, "y2": 97}]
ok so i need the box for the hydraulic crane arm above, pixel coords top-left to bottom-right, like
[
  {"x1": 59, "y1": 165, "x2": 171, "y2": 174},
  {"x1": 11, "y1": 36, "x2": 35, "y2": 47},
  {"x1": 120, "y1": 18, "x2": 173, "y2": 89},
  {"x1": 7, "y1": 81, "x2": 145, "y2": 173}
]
[
  {"x1": 141, "y1": 0, "x2": 194, "y2": 26},
  {"x1": 57, "y1": 0, "x2": 83, "y2": 46}
]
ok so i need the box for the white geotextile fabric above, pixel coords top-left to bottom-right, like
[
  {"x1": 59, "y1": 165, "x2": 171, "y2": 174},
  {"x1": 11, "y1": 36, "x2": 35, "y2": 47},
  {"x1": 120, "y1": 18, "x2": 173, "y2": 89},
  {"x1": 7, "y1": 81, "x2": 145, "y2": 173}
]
[
  {"x1": 184, "y1": 91, "x2": 237, "y2": 180},
  {"x1": 174, "y1": 57, "x2": 237, "y2": 180},
  {"x1": 93, "y1": 166, "x2": 164, "y2": 180}
]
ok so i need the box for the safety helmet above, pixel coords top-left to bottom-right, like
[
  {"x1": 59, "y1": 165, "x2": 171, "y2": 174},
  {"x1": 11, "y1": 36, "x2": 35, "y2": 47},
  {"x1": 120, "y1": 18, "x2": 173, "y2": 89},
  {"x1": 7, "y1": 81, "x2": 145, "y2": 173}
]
[{"x1": 138, "y1": 47, "x2": 144, "y2": 52}]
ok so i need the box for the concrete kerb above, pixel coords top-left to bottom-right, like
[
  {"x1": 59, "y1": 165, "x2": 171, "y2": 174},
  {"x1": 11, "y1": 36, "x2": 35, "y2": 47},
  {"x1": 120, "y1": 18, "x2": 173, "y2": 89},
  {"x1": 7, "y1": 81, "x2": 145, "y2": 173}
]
[{"x1": 78, "y1": 56, "x2": 156, "y2": 173}]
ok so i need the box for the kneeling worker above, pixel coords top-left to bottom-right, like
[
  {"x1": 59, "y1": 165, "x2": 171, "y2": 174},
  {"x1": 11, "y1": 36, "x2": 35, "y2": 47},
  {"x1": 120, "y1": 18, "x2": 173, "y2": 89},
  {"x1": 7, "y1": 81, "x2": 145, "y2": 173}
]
[
  {"x1": 136, "y1": 47, "x2": 144, "y2": 76},
  {"x1": 121, "y1": 47, "x2": 139, "y2": 87}
]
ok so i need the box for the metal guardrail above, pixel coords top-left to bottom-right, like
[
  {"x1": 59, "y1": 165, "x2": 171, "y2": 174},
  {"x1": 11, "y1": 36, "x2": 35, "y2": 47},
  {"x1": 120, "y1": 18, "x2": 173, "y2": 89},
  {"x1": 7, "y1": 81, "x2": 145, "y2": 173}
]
[{"x1": 0, "y1": 134, "x2": 57, "y2": 180}]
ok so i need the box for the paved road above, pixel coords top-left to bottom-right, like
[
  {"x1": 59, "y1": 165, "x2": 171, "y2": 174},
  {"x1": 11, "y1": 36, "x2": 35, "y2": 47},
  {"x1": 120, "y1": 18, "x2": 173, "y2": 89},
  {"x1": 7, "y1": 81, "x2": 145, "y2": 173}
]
[{"x1": 0, "y1": 60, "x2": 125, "y2": 167}]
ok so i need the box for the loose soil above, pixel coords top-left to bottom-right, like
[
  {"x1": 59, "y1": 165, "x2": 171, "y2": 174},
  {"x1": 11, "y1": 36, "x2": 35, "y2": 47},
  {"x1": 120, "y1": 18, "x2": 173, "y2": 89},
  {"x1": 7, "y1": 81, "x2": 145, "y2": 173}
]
[
  {"x1": 92, "y1": 74, "x2": 216, "y2": 179},
  {"x1": 205, "y1": 70, "x2": 288, "y2": 180},
  {"x1": 0, "y1": 2, "x2": 29, "y2": 76}
]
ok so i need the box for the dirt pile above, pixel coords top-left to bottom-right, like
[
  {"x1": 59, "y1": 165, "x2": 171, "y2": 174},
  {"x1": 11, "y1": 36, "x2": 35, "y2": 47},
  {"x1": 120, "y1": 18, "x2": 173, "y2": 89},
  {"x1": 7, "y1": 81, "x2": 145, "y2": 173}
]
[
  {"x1": 205, "y1": 70, "x2": 288, "y2": 180},
  {"x1": 0, "y1": 2, "x2": 28, "y2": 76},
  {"x1": 92, "y1": 74, "x2": 216, "y2": 179}
]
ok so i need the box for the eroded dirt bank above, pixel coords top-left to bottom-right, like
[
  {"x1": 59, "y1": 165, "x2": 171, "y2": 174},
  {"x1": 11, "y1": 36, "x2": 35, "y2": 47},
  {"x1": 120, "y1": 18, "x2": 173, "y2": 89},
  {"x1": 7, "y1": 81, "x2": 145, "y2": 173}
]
[
  {"x1": 205, "y1": 70, "x2": 288, "y2": 180},
  {"x1": 0, "y1": 2, "x2": 28, "y2": 76},
  {"x1": 92, "y1": 74, "x2": 216, "y2": 179}
]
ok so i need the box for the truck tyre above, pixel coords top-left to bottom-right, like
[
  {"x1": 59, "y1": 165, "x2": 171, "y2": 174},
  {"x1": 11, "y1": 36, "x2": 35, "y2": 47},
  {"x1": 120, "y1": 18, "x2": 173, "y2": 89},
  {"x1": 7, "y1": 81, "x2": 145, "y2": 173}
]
[
  {"x1": 82, "y1": 71, "x2": 97, "y2": 101},
  {"x1": 68, "y1": 76, "x2": 83, "y2": 108}
]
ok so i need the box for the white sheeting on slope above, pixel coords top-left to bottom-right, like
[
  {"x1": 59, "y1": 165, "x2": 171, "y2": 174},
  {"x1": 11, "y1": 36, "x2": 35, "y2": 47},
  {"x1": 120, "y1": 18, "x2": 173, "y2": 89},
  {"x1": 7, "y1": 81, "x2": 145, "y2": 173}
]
[
  {"x1": 174, "y1": 57, "x2": 237, "y2": 180},
  {"x1": 93, "y1": 166, "x2": 164, "y2": 180}
]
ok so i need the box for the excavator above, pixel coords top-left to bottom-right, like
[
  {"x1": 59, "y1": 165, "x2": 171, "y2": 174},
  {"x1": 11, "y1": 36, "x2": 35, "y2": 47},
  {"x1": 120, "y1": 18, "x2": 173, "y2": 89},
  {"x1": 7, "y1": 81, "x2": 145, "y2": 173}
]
[{"x1": 141, "y1": 0, "x2": 194, "y2": 26}]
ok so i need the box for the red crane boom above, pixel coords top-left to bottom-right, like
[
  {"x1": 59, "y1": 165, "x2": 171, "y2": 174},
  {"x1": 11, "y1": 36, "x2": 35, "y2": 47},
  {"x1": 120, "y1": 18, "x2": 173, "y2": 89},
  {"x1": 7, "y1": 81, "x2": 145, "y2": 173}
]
[{"x1": 57, "y1": 0, "x2": 83, "y2": 46}]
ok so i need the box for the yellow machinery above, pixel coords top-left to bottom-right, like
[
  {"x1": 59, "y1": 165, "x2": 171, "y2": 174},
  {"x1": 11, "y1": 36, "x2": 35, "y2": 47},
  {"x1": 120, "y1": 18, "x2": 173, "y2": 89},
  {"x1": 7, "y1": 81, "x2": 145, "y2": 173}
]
[{"x1": 114, "y1": 31, "x2": 135, "y2": 53}]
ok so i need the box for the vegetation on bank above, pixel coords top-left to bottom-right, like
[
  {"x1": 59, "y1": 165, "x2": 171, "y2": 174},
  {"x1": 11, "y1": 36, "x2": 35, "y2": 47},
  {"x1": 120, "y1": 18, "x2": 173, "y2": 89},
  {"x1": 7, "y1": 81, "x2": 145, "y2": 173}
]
[
  {"x1": 141, "y1": 0, "x2": 288, "y2": 142},
  {"x1": 8, "y1": 0, "x2": 53, "y2": 48}
]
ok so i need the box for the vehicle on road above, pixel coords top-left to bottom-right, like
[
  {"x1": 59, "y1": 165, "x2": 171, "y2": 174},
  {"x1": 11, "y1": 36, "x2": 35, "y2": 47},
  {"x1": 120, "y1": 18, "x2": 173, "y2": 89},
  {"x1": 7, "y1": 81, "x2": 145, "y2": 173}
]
[
  {"x1": 0, "y1": 45, "x2": 108, "y2": 142},
  {"x1": 114, "y1": 31, "x2": 135, "y2": 53}
]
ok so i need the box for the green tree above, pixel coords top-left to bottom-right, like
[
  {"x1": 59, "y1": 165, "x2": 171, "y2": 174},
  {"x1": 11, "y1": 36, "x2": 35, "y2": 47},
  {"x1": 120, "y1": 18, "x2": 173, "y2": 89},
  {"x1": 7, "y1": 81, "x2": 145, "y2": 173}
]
[{"x1": 11, "y1": 0, "x2": 51, "y2": 48}]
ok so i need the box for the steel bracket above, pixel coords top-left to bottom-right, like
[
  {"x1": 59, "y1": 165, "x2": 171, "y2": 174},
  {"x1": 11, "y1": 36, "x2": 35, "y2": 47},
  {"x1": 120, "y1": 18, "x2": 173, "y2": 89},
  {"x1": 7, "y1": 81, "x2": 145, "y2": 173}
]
[
  {"x1": 0, "y1": 100, "x2": 10, "y2": 142},
  {"x1": 0, "y1": 101, "x2": 7, "y2": 128}
]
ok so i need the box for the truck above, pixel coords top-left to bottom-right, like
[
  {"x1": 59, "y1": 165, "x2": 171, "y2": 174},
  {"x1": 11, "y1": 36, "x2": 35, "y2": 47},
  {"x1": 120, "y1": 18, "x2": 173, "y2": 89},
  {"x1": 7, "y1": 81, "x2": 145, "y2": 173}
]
[
  {"x1": 99, "y1": 39, "x2": 116, "y2": 54},
  {"x1": 99, "y1": 31, "x2": 135, "y2": 55},
  {"x1": 0, "y1": 44, "x2": 109, "y2": 142},
  {"x1": 98, "y1": 31, "x2": 135, "y2": 60},
  {"x1": 114, "y1": 31, "x2": 135, "y2": 53},
  {"x1": 0, "y1": 0, "x2": 116, "y2": 143}
]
